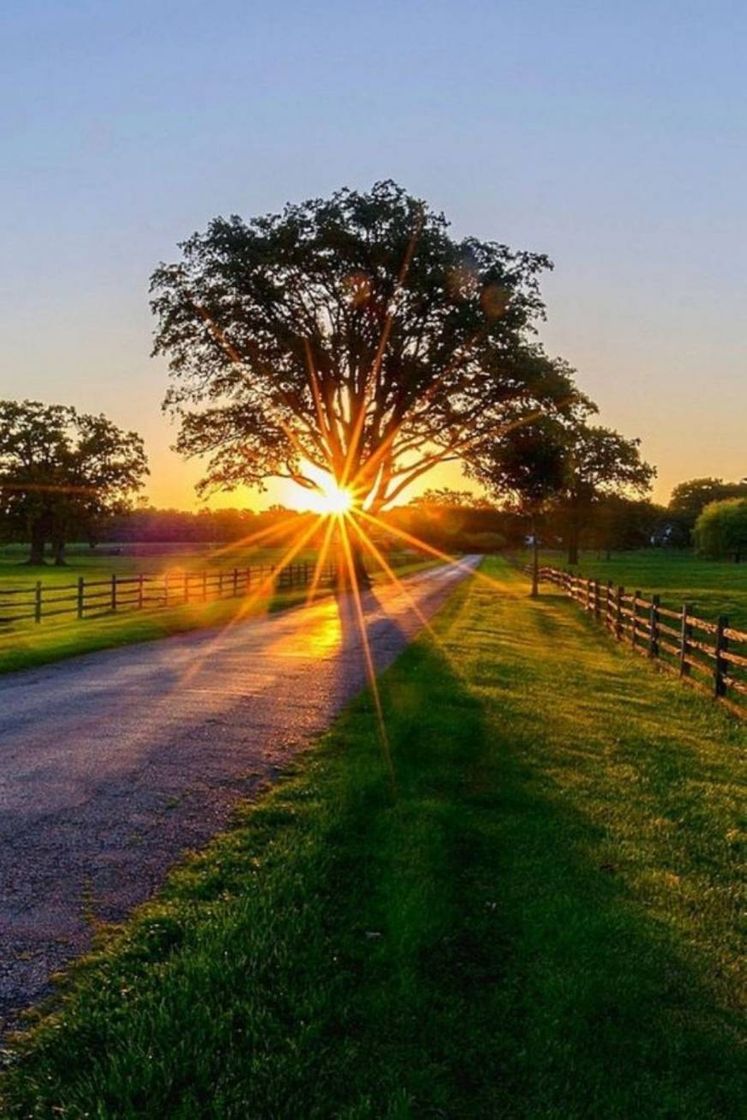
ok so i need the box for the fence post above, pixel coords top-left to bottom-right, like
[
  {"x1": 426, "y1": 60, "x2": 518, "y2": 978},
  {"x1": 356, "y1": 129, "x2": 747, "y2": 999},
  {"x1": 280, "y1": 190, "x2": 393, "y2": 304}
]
[
  {"x1": 218, "y1": 570, "x2": 224, "y2": 598},
  {"x1": 679, "y1": 603, "x2": 692, "y2": 677},
  {"x1": 77, "y1": 576, "x2": 84, "y2": 620},
  {"x1": 615, "y1": 586, "x2": 623, "y2": 640},
  {"x1": 138, "y1": 573, "x2": 144, "y2": 610},
  {"x1": 606, "y1": 580, "x2": 613, "y2": 630},
  {"x1": 34, "y1": 580, "x2": 42, "y2": 624},
  {"x1": 593, "y1": 579, "x2": 601, "y2": 621},
  {"x1": 246, "y1": 567, "x2": 251, "y2": 593},
  {"x1": 648, "y1": 594, "x2": 660, "y2": 659},
  {"x1": 232, "y1": 567, "x2": 238, "y2": 597},
  {"x1": 631, "y1": 591, "x2": 640, "y2": 649},
  {"x1": 111, "y1": 574, "x2": 117, "y2": 612},
  {"x1": 714, "y1": 615, "x2": 729, "y2": 698}
]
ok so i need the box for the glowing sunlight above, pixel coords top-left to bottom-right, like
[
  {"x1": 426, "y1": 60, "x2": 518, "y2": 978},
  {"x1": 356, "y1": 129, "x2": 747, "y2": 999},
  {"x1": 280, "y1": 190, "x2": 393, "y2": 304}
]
[{"x1": 302, "y1": 465, "x2": 355, "y2": 517}]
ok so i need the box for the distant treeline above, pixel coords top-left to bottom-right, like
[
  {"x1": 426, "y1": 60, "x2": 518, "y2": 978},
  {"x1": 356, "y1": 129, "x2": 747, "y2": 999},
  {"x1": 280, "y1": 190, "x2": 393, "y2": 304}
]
[
  {"x1": 98, "y1": 495, "x2": 667, "y2": 555},
  {"x1": 100, "y1": 503, "x2": 509, "y2": 553},
  {"x1": 4, "y1": 477, "x2": 741, "y2": 564},
  {"x1": 106, "y1": 506, "x2": 302, "y2": 544}
]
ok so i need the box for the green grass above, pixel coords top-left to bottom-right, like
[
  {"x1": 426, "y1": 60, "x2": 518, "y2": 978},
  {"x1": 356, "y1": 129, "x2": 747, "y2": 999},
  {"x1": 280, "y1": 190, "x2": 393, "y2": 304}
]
[
  {"x1": 1, "y1": 558, "x2": 744, "y2": 1118},
  {"x1": 526, "y1": 547, "x2": 747, "y2": 631},
  {"x1": 0, "y1": 549, "x2": 433, "y2": 676},
  {"x1": 0, "y1": 544, "x2": 303, "y2": 585}
]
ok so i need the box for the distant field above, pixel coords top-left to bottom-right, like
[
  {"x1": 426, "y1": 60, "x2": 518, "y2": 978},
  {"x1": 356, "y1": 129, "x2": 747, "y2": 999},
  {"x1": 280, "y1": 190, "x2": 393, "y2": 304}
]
[
  {"x1": 525, "y1": 549, "x2": 747, "y2": 632},
  {"x1": 0, "y1": 543, "x2": 433, "y2": 675},
  {"x1": 0, "y1": 543, "x2": 322, "y2": 589},
  {"x1": 0, "y1": 542, "x2": 428, "y2": 591}
]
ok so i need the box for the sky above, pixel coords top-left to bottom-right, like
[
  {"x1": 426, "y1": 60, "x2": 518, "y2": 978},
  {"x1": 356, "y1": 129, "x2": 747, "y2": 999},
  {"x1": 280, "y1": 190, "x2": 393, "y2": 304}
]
[{"x1": 1, "y1": 0, "x2": 745, "y2": 510}]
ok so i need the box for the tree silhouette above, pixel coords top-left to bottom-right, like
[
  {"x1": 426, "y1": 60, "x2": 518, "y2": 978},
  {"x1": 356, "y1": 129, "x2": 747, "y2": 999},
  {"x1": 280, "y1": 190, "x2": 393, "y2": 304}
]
[
  {"x1": 0, "y1": 400, "x2": 148, "y2": 564},
  {"x1": 151, "y1": 182, "x2": 582, "y2": 575}
]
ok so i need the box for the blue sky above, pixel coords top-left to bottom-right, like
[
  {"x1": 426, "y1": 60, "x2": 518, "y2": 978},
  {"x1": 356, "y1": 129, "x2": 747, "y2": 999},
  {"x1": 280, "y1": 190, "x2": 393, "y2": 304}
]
[{"x1": 1, "y1": 1, "x2": 745, "y2": 507}]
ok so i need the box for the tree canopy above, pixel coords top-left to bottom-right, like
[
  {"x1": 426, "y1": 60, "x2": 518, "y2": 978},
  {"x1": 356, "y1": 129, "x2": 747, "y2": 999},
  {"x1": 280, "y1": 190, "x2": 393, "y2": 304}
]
[
  {"x1": 669, "y1": 477, "x2": 747, "y2": 539},
  {"x1": 470, "y1": 416, "x2": 654, "y2": 564},
  {"x1": 693, "y1": 498, "x2": 747, "y2": 562},
  {"x1": 0, "y1": 400, "x2": 148, "y2": 564},
  {"x1": 151, "y1": 181, "x2": 583, "y2": 519}
]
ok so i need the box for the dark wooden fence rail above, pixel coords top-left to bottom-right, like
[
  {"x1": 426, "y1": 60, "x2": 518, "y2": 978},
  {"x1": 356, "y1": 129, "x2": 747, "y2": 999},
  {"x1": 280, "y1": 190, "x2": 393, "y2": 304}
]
[
  {"x1": 529, "y1": 565, "x2": 747, "y2": 719},
  {"x1": 0, "y1": 559, "x2": 338, "y2": 630}
]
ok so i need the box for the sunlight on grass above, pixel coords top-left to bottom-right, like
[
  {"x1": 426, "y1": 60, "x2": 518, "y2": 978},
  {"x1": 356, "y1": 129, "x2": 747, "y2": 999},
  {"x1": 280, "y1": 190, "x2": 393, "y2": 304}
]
[
  {"x1": 530, "y1": 547, "x2": 747, "y2": 630},
  {"x1": 2, "y1": 558, "x2": 744, "y2": 1118}
]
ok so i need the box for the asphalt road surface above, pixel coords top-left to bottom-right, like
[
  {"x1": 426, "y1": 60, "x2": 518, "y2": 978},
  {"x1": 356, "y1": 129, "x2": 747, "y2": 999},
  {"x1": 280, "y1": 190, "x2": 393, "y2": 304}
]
[{"x1": 0, "y1": 557, "x2": 478, "y2": 1030}]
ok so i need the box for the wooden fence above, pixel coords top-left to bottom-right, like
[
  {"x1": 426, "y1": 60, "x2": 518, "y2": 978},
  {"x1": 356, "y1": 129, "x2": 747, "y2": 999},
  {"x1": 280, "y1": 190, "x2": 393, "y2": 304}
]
[
  {"x1": 531, "y1": 566, "x2": 747, "y2": 719},
  {"x1": 0, "y1": 559, "x2": 338, "y2": 629}
]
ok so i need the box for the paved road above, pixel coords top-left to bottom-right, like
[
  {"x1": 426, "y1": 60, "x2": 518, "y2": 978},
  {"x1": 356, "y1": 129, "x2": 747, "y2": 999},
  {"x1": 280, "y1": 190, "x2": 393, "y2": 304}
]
[{"x1": 0, "y1": 558, "x2": 477, "y2": 1028}]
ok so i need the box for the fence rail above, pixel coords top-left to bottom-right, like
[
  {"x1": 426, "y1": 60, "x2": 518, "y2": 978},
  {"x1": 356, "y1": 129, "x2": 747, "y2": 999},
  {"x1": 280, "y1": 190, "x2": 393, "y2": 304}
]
[
  {"x1": 0, "y1": 560, "x2": 338, "y2": 630},
  {"x1": 529, "y1": 565, "x2": 747, "y2": 719}
]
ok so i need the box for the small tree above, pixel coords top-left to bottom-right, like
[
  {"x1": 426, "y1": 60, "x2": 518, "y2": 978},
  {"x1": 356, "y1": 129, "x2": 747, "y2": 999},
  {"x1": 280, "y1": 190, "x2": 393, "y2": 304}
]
[
  {"x1": 470, "y1": 418, "x2": 567, "y2": 596},
  {"x1": 0, "y1": 400, "x2": 148, "y2": 564},
  {"x1": 669, "y1": 477, "x2": 747, "y2": 542},
  {"x1": 555, "y1": 424, "x2": 655, "y2": 565},
  {"x1": 693, "y1": 498, "x2": 747, "y2": 562}
]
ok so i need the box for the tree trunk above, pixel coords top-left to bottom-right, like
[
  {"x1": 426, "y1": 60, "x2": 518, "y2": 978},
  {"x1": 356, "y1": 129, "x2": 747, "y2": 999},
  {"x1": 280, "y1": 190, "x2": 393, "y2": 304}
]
[
  {"x1": 530, "y1": 513, "x2": 539, "y2": 598},
  {"x1": 567, "y1": 514, "x2": 580, "y2": 566},
  {"x1": 26, "y1": 521, "x2": 46, "y2": 566},
  {"x1": 335, "y1": 531, "x2": 372, "y2": 593}
]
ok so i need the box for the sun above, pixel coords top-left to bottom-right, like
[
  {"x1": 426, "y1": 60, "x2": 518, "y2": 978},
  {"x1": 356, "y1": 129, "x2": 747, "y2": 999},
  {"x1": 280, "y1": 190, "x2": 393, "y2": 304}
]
[
  {"x1": 303, "y1": 466, "x2": 354, "y2": 516},
  {"x1": 316, "y1": 475, "x2": 353, "y2": 515}
]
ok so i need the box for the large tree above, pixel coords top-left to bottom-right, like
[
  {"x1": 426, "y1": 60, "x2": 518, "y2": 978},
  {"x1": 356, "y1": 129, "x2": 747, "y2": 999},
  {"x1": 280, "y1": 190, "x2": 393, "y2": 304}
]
[
  {"x1": 0, "y1": 400, "x2": 148, "y2": 564},
  {"x1": 150, "y1": 182, "x2": 583, "y2": 574}
]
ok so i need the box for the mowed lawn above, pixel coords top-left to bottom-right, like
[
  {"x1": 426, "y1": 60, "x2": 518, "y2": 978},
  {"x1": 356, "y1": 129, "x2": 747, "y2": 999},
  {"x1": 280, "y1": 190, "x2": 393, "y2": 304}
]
[
  {"x1": 530, "y1": 547, "x2": 747, "y2": 630},
  {"x1": 1, "y1": 559, "x2": 744, "y2": 1118},
  {"x1": 0, "y1": 546, "x2": 429, "y2": 675}
]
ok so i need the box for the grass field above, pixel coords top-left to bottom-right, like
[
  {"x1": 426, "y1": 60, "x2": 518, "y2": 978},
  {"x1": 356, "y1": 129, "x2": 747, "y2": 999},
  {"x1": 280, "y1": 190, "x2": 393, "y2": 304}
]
[
  {"x1": 2, "y1": 558, "x2": 744, "y2": 1118},
  {"x1": 0, "y1": 543, "x2": 320, "y2": 587},
  {"x1": 526, "y1": 548, "x2": 747, "y2": 631},
  {"x1": 0, "y1": 546, "x2": 431, "y2": 676}
]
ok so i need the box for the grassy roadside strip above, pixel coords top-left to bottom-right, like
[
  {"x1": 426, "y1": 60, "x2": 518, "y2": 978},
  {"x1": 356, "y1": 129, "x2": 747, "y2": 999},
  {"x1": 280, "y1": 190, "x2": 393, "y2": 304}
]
[
  {"x1": 1, "y1": 558, "x2": 745, "y2": 1118},
  {"x1": 0, "y1": 557, "x2": 438, "y2": 676}
]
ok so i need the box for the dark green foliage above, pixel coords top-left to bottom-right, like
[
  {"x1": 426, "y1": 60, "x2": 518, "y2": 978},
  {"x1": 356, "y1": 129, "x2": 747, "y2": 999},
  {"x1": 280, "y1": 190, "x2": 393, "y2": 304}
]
[
  {"x1": 669, "y1": 477, "x2": 747, "y2": 540},
  {"x1": 470, "y1": 417, "x2": 655, "y2": 577},
  {"x1": 694, "y1": 497, "x2": 747, "y2": 561},
  {"x1": 0, "y1": 400, "x2": 147, "y2": 564}
]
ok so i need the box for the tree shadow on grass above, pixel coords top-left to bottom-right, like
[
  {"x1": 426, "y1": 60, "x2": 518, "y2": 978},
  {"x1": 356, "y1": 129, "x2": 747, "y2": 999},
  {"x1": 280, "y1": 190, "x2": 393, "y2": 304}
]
[{"x1": 324, "y1": 639, "x2": 746, "y2": 1120}]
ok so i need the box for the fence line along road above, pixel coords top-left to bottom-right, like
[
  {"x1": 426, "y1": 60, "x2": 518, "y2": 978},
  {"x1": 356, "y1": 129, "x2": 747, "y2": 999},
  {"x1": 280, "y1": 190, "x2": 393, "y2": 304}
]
[
  {"x1": 0, "y1": 559, "x2": 338, "y2": 629},
  {"x1": 530, "y1": 565, "x2": 747, "y2": 720}
]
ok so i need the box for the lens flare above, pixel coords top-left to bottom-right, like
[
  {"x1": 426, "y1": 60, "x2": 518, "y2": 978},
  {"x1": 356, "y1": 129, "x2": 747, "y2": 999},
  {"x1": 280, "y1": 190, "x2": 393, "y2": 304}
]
[{"x1": 303, "y1": 465, "x2": 354, "y2": 516}]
